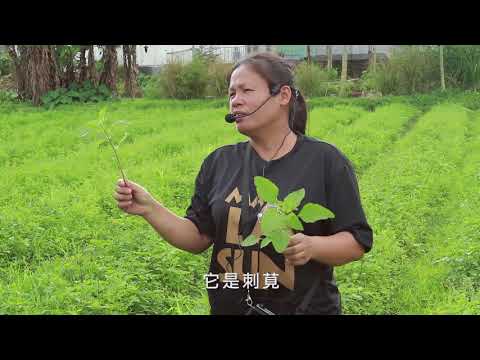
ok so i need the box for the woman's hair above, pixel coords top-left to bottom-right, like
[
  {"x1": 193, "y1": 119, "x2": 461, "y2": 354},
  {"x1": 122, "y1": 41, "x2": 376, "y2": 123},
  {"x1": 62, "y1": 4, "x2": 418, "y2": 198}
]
[{"x1": 227, "y1": 52, "x2": 308, "y2": 135}]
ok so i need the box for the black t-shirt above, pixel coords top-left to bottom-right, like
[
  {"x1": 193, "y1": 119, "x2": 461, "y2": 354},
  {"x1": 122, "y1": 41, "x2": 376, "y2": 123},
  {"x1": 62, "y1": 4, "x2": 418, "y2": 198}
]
[{"x1": 185, "y1": 133, "x2": 373, "y2": 315}]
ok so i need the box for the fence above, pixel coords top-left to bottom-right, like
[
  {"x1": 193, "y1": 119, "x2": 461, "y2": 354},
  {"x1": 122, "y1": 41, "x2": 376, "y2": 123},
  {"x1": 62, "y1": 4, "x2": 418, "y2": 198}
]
[{"x1": 166, "y1": 46, "x2": 275, "y2": 64}]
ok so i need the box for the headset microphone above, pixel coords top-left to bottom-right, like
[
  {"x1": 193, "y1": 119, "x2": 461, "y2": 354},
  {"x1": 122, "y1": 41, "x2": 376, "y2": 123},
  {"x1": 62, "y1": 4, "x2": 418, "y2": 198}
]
[
  {"x1": 225, "y1": 85, "x2": 282, "y2": 124},
  {"x1": 225, "y1": 113, "x2": 237, "y2": 123}
]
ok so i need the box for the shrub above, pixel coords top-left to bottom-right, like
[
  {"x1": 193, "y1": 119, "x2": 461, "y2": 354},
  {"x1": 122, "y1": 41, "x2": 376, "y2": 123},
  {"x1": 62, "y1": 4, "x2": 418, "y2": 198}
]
[
  {"x1": 157, "y1": 61, "x2": 182, "y2": 98},
  {"x1": 456, "y1": 90, "x2": 480, "y2": 110},
  {"x1": 362, "y1": 46, "x2": 440, "y2": 95},
  {"x1": 158, "y1": 55, "x2": 209, "y2": 99},
  {"x1": 294, "y1": 61, "x2": 338, "y2": 97},
  {"x1": 153, "y1": 60, "x2": 230, "y2": 100},
  {"x1": 444, "y1": 45, "x2": 480, "y2": 90},
  {"x1": 41, "y1": 80, "x2": 113, "y2": 109},
  {"x1": 137, "y1": 73, "x2": 152, "y2": 89},
  {"x1": 359, "y1": 70, "x2": 380, "y2": 94},
  {"x1": 178, "y1": 55, "x2": 209, "y2": 99},
  {"x1": 206, "y1": 62, "x2": 231, "y2": 97},
  {"x1": 142, "y1": 74, "x2": 163, "y2": 98},
  {"x1": 0, "y1": 90, "x2": 18, "y2": 103},
  {"x1": 0, "y1": 52, "x2": 12, "y2": 77}
]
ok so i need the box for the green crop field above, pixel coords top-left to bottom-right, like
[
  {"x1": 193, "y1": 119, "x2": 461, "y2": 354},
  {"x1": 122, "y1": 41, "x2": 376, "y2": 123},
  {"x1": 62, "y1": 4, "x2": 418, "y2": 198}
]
[{"x1": 0, "y1": 96, "x2": 479, "y2": 314}]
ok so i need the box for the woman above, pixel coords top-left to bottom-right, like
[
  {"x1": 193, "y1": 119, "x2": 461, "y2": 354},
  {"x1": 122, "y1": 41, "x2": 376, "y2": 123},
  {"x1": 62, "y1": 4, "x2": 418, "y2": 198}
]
[{"x1": 113, "y1": 52, "x2": 373, "y2": 315}]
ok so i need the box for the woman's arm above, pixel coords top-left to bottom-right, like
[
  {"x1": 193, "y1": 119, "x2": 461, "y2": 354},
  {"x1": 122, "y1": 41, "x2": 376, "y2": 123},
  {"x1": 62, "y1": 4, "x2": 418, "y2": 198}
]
[
  {"x1": 309, "y1": 231, "x2": 365, "y2": 266},
  {"x1": 283, "y1": 231, "x2": 365, "y2": 267},
  {"x1": 114, "y1": 179, "x2": 212, "y2": 254},
  {"x1": 143, "y1": 200, "x2": 213, "y2": 254}
]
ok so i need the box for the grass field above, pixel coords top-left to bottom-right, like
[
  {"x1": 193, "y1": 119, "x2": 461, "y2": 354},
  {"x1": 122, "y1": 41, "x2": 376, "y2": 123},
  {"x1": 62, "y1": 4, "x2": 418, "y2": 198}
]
[{"x1": 0, "y1": 95, "x2": 479, "y2": 314}]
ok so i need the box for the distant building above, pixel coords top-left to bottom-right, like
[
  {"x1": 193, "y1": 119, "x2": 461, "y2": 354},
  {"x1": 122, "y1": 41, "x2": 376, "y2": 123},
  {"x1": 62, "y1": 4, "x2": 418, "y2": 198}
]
[
  {"x1": 133, "y1": 45, "x2": 399, "y2": 78},
  {"x1": 276, "y1": 45, "x2": 400, "y2": 78}
]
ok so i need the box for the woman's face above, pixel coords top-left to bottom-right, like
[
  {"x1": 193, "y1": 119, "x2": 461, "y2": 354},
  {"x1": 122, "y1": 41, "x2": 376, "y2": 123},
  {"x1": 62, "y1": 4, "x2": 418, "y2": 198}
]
[{"x1": 228, "y1": 65, "x2": 287, "y2": 136}]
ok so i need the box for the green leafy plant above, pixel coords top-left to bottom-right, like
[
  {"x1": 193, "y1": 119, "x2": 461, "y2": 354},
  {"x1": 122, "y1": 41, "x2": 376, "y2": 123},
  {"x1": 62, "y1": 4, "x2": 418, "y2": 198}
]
[
  {"x1": 0, "y1": 90, "x2": 18, "y2": 103},
  {"x1": 240, "y1": 176, "x2": 335, "y2": 253},
  {"x1": 157, "y1": 55, "x2": 209, "y2": 100},
  {"x1": 98, "y1": 108, "x2": 128, "y2": 185},
  {"x1": 41, "y1": 80, "x2": 113, "y2": 109},
  {"x1": 206, "y1": 61, "x2": 231, "y2": 98},
  {"x1": 80, "y1": 107, "x2": 130, "y2": 185},
  {"x1": 0, "y1": 52, "x2": 12, "y2": 76},
  {"x1": 294, "y1": 61, "x2": 338, "y2": 97}
]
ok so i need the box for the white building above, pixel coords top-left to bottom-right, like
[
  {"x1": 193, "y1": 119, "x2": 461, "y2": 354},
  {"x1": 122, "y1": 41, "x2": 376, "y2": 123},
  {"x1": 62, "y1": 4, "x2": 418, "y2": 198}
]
[{"x1": 113, "y1": 45, "x2": 271, "y2": 72}]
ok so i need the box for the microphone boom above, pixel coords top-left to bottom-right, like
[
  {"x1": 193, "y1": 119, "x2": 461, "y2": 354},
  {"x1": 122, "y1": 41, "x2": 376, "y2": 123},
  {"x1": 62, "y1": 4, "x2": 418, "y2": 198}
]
[{"x1": 224, "y1": 92, "x2": 276, "y2": 124}]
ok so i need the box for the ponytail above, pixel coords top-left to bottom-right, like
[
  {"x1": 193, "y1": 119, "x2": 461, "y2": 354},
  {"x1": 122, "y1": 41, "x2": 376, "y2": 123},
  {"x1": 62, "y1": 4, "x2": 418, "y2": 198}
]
[{"x1": 289, "y1": 90, "x2": 308, "y2": 135}]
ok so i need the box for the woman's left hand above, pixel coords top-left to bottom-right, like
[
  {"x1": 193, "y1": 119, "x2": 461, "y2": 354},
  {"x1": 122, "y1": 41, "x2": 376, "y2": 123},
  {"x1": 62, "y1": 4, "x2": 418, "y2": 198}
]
[{"x1": 282, "y1": 233, "x2": 314, "y2": 266}]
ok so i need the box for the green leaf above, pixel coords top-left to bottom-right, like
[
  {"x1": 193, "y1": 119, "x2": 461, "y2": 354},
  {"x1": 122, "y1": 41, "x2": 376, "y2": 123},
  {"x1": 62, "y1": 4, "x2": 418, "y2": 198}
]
[
  {"x1": 298, "y1": 203, "x2": 335, "y2": 223},
  {"x1": 82, "y1": 80, "x2": 93, "y2": 89},
  {"x1": 241, "y1": 234, "x2": 258, "y2": 247},
  {"x1": 67, "y1": 90, "x2": 80, "y2": 98},
  {"x1": 69, "y1": 82, "x2": 79, "y2": 91},
  {"x1": 270, "y1": 229, "x2": 291, "y2": 253},
  {"x1": 117, "y1": 132, "x2": 133, "y2": 146},
  {"x1": 254, "y1": 176, "x2": 279, "y2": 204},
  {"x1": 282, "y1": 188, "x2": 305, "y2": 213},
  {"x1": 84, "y1": 89, "x2": 96, "y2": 98},
  {"x1": 260, "y1": 207, "x2": 288, "y2": 235},
  {"x1": 260, "y1": 237, "x2": 272, "y2": 249},
  {"x1": 287, "y1": 213, "x2": 304, "y2": 231},
  {"x1": 60, "y1": 96, "x2": 72, "y2": 104}
]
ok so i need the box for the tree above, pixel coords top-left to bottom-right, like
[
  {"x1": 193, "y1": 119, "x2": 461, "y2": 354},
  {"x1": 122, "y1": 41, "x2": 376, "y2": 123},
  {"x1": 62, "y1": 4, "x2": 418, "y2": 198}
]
[
  {"x1": 326, "y1": 45, "x2": 332, "y2": 70},
  {"x1": 78, "y1": 46, "x2": 88, "y2": 84},
  {"x1": 341, "y1": 45, "x2": 348, "y2": 82},
  {"x1": 87, "y1": 45, "x2": 97, "y2": 86},
  {"x1": 369, "y1": 45, "x2": 377, "y2": 73},
  {"x1": 7, "y1": 45, "x2": 27, "y2": 100},
  {"x1": 123, "y1": 45, "x2": 143, "y2": 98},
  {"x1": 306, "y1": 45, "x2": 312, "y2": 64},
  {"x1": 29, "y1": 46, "x2": 61, "y2": 105},
  {"x1": 99, "y1": 45, "x2": 118, "y2": 95},
  {"x1": 340, "y1": 45, "x2": 349, "y2": 97},
  {"x1": 6, "y1": 44, "x2": 143, "y2": 106},
  {"x1": 56, "y1": 45, "x2": 79, "y2": 87},
  {"x1": 8, "y1": 45, "x2": 60, "y2": 105},
  {"x1": 440, "y1": 45, "x2": 446, "y2": 91}
]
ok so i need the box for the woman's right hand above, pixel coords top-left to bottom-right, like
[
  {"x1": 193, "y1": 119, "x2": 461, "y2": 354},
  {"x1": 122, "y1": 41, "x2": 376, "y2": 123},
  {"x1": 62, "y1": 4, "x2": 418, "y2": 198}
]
[{"x1": 114, "y1": 179, "x2": 156, "y2": 216}]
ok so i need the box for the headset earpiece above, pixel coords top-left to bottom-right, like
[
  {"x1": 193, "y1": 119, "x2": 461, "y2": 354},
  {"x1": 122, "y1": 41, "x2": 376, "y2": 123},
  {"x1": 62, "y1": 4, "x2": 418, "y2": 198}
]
[{"x1": 270, "y1": 84, "x2": 281, "y2": 96}]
